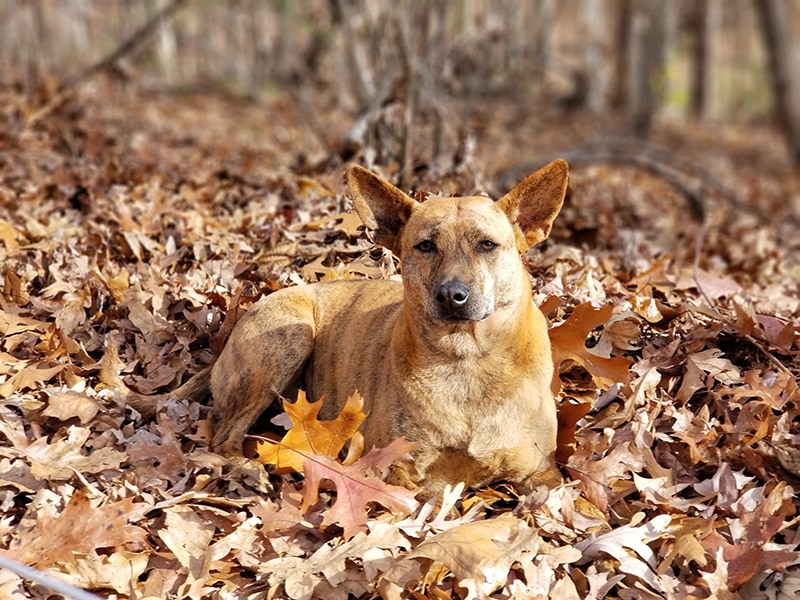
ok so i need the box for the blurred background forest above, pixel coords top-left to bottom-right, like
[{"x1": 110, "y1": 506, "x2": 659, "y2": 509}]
[
  {"x1": 4, "y1": 0, "x2": 800, "y2": 178},
  {"x1": 2, "y1": 4, "x2": 800, "y2": 598}
]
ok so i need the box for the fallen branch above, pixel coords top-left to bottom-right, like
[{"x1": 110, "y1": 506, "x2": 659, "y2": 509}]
[
  {"x1": 24, "y1": 0, "x2": 186, "y2": 130},
  {"x1": 497, "y1": 137, "x2": 756, "y2": 219}
]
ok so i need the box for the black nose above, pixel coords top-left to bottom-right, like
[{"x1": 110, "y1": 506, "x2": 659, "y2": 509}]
[{"x1": 436, "y1": 282, "x2": 470, "y2": 310}]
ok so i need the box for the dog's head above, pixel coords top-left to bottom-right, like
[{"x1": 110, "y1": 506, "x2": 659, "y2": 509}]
[{"x1": 347, "y1": 161, "x2": 568, "y2": 324}]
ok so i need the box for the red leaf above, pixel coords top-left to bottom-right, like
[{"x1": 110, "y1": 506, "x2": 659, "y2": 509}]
[{"x1": 301, "y1": 438, "x2": 420, "y2": 539}]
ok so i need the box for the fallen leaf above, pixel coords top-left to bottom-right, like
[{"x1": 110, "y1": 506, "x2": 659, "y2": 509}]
[
  {"x1": 255, "y1": 391, "x2": 366, "y2": 472},
  {"x1": 549, "y1": 302, "x2": 633, "y2": 394},
  {"x1": 380, "y1": 516, "x2": 578, "y2": 599},
  {"x1": 0, "y1": 361, "x2": 65, "y2": 397},
  {"x1": 158, "y1": 506, "x2": 216, "y2": 581},
  {"x1": 23, "y1": 426, "x2": 127, "y2": 481},
  {"x1": 301, "y1": 438, "x2": 420, "y2": 539},
  {"x1": 556, "y1": 399, "x2": 592, "y2": 464},
  {"x1": 5, "y1": 489, "x2": 149, "y2": 568},
  {"x1": 42, "y1": 390, "x2": 100, "y2": 424}
]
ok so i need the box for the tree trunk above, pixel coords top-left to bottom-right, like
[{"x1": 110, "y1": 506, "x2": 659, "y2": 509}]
[
  {"x1": 686, "y1": 0, "x2": 707, "y2": 117},
  {"x1": 582, "y1": 0, "x2": 609, "y2": 112},
  {"x1": 610, "y1": 0, "x2": 632, "y2": 110},
  {"x1": 629, "y1": 0, "x2": 653, "y2": 136},
  {"x1": 753, "y1": 0, "x2": 800, "y2": 164}
]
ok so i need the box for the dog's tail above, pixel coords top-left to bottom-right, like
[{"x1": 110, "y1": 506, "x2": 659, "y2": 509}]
[{"x1": 99, "y1": 339, "x2": 212, "y2": 417}]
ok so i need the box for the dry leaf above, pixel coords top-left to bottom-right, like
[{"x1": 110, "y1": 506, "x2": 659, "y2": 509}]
[
  {"x1": 42, "y1": 390, "x2": 100, "y2": 424},
  {"x1": 255, "y1": 391, "x2": 366, "y2": 472},
  {"x1": 159, "y1": 506, "x2": 216, "y2": 581},
  {"x1": 24, "y1": 426, "x2": 127, "y2": 481},
  {"x1": 5, "y1": 489, "x2": 149, "y2": 568},
  {"x1": 549, "y1": 302, "x2": 633, "y2": 394},
  {"x1": 381, "y1": 516, "x2": 578, "y2": 598},
  {"x1": 301, "y1": 438, "x2": 420, "y2": 539}
]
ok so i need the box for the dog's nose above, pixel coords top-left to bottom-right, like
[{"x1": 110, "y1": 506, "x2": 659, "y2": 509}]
[{"x1": 436, "y1": 282, "x2": 470, "y2": 310}]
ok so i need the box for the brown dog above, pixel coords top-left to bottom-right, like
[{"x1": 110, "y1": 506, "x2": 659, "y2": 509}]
[{"x1": 107, "y1": 160, "x2": 569, "y2": 493}]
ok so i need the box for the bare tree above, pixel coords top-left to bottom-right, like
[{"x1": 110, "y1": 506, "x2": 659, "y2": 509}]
[
  {"x1": 610, "y1": 0, "x2": 632, "y2": 110},
  {"x1": 753, "y1": 0, "x2": 800, "y2": 164},
  {"x1": 581, "y1": 0, "x2": 610, "y2": 112},
  {"x1": 686, "y1": 0, "x2": 708, "y2": 117}
]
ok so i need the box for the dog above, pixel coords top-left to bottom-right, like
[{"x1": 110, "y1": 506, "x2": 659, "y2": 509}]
[{"x1": 105, "y1": 160, "x2": 569, "y2": 493}]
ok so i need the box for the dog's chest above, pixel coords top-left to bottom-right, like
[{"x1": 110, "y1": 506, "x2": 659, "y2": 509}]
[{"x1": 407, "y1": 362, "x2": 534, "y2": 448}]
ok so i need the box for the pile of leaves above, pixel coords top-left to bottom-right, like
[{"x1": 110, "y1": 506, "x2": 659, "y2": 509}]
[{"x1": 1, "y1": 79, "x2": 799, "y2": 599}]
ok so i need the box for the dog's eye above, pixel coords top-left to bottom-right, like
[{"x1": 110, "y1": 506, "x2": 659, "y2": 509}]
[
  {"x1": 478, "y1": 240, "x2": 498, "y2": 252},
  {"x1": 415, "y1": 240, "x2": 436, "y2": 253}
]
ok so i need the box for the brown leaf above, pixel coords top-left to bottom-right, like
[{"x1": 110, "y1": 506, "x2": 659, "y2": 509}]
[
  {"x1": 556, "y1": 399, "x2": 592, "y2": 464},
  {"x1": 701, "y1": 482, "x2": 799, "y2": 592},
  {"x1": 380, "y1": 516, "x2": 578, "y2": 598},
  {"x1": 0, "y1": 219, "x2": 22, "y2": 252},
  {"x1": 42, "y1": 390, "x2": 100, "y2": 424},
  {"x1": 5, "y1": 489, "x2": 149, "y2": 567},
  {"x1": 24, "y1": 426, "x2": 127, "y2": 481},
  {"x1": 549, "y1": 303, "x2": 633, "y2": 395},
  {"x1": 0, "y1": 361, "x2": 65, "y2": 396}
]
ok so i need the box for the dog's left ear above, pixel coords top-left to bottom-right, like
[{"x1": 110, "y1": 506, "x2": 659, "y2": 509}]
[
  {"x1": 497, "y1": 159, "x2": 569, "y2": 250},
  {"x1": 346, "y1": 165, "x2": 416, "y2": 254}
]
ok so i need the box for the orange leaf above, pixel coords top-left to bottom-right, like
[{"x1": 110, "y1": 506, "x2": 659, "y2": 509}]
[
  {"x1": 254, "y1": 390, "x2": 366, "y2": 473},
  {"x1": 549, "y1": 303, "x2": 632, "y2": 395}
]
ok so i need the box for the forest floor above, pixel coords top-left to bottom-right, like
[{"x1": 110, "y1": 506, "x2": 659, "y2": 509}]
[{"x1": 0, "y1": 77, "x2": 799, "y2": 599}]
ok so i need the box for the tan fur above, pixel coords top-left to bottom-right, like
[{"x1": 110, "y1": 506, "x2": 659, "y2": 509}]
[{"x1": 105, "y1": 160, "x2": 569, "y2": 494}]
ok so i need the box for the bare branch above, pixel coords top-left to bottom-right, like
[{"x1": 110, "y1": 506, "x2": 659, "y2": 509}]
[{"x1": 24, "y1": 0, "x2": 186, "y2": 130}]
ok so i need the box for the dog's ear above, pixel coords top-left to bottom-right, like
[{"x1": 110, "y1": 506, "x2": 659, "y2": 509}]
[
  {"x1": 497, "y1": 159, "x2": 568, "y2": 250},
  {"x1": 346, "y1": 165, "x2": 416, "y2": 254}
]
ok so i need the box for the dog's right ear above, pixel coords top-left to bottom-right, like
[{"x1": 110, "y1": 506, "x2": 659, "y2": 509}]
[
  {"x1": 346, "y1": 165, "x2": 416, "y2": 254},
  {"x1": 497, "y1": 159, "x2": 569, "y2": 251}
]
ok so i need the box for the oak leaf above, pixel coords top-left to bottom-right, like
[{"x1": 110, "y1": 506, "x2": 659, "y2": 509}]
[
  {"x1": 0, "y1": 360, "x2": 65, "y2": 397},
  {"x1": 556, "y1": 398, "x2": 592, "y2": 464},
  {"x1": 158, "y1": 506, "x2": 216, "y2": 581},
  {"x1": 255, "y1": 391, "x2": 366, "y2": 472},
  {"x1": 5, "y1": 489, "x2": 149, "y2": 568},
  {"x1": 301, "y1": 438, "x2": 420, "y2": 539},
  {"x1": 576, "y1": 513, "x2": 671, "y2": 591},
  {"x1": 701, "y1": 481, "x2": 799, "y2": 591},
  {"x1": 41, "y1": 390, "x2": 100, "y2": 424},
  {"x1": 549, "y1": 302, "x2": 633, "y2": 394},
  {"x1": 23, "y1": 426, "x2": 127, "y2": 481},
  {"x1": 380, "y1": 515, "x2": 578, "y2": 599}
]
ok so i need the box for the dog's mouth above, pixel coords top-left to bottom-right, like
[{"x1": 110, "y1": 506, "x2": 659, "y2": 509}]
[{"x1": 436, "y1": 308, "x2": 492, "y2": 323}]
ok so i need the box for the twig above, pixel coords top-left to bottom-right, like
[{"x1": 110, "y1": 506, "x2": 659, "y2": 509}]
[
  {"x1": 581, "y1": 137, "x2": 749, "y2": 210},
  {"x1": 566, "y1": 150, "x2": 706, "y2": 220},
  {"x1": 0, "y1": 554, "x2": 101, "y2": 600},
  {"x1": 24, "y1": 0, "x2": 186, "y2": 130},
  {"x1": 290, "y1": 86, "x2": 334, "y2": 154},
  {"x1": 338, "y1": 0, "x2": 376, "y2": 109},
  {"x1": 686, "y1": 305, "x2": 791, "y2": 374},
  {"x1": 691, "y1": 220, "x2": 718, "y2": 311}
]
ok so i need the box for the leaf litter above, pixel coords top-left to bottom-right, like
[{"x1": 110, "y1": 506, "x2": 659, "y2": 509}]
[{"x1": 0, "y1": 79, "x2": 799, "y2": 599}]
